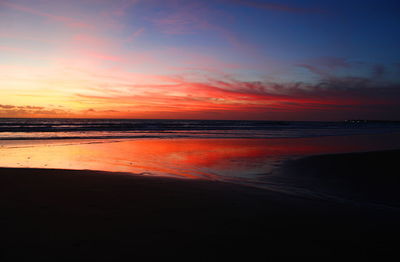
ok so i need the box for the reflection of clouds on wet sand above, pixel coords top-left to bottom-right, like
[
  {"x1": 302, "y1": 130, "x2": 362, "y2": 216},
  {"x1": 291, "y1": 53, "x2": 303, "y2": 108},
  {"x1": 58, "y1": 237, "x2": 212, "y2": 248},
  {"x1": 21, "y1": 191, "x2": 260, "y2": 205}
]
[{"x1": 1, "y1": 134, "x2": 400, "y2": 183}]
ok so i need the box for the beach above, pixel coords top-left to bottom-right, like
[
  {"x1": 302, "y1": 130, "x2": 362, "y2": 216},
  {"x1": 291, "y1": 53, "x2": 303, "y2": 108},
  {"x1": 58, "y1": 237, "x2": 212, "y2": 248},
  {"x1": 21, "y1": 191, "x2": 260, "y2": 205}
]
[
  {"x1": 2, "y1": 0, "x2": 400, "y2": 258},
  {"x1": 1, "y1": 149, "x2": 400, "y2": 259},
  {"x1": 1, "y1": 0, "x2": 399, "y2": 258}
]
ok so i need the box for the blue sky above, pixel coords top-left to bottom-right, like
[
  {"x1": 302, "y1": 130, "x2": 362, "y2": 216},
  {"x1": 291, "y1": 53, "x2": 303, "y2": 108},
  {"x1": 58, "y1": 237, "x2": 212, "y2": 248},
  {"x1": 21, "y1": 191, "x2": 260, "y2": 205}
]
[{"x1": 1, "y1": 0, "x2": 400, "y2": 120}]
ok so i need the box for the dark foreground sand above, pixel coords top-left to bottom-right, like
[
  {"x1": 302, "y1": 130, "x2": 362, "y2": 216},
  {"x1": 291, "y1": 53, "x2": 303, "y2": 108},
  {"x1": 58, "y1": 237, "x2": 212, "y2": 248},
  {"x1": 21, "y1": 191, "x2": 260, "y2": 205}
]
[{"x1": 1, "y1": 150, "x2": 400, "y2": 260}]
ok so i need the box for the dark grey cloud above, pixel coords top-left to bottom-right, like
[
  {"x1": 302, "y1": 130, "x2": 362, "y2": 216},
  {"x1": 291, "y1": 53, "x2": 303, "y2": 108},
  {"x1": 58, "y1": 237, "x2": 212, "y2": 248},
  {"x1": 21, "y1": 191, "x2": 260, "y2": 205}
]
[{"x1": 372, "y1": 64, "x2": 386, "y2": 78}]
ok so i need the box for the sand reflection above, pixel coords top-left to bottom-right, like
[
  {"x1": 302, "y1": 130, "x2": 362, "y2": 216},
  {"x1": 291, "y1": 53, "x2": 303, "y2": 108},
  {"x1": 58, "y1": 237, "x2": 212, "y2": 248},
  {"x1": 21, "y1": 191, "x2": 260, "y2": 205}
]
[{"x1": 1, "y1": 134, "x2": 400, "y2": 181}]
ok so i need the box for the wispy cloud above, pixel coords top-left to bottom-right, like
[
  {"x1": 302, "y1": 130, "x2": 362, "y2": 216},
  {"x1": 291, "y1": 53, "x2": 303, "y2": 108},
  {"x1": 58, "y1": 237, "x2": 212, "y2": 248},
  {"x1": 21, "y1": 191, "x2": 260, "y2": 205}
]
[
  {"x1": 0, "y1": 104, "x2": 71, "y2": 118},
  {"x1": 1, "y1": 1, "x2": 92, "y2": 28},
  {"x1": 127, "y1": 27, "x2": 145, "y2": 42},
  {"x1": 0, "y1": 45, "x2": 38, "y2": 55},
  {"x1": 3, "y1": 73, "x2": 400, "y2": 120},
  {"x1": 69, "y1": 73, "x2": 400, "y2": 120},
  {"x1": 226, "y1": 0, "x2": 325, "y2": 14},
  {"x1": 1, "y1": 0, "x2": 398, "y2": 120}
]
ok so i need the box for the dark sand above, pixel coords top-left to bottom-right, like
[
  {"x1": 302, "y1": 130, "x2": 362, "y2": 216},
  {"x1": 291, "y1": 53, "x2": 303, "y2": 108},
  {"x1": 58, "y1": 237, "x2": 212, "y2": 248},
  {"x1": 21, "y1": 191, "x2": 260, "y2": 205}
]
[{"x1": 1, "y1": 150, "x2": 400, "y2": 260}]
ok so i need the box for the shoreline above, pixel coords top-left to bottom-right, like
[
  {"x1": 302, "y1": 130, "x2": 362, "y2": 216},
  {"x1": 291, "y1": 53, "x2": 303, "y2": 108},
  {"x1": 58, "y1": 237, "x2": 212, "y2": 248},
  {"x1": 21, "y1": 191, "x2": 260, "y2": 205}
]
[
  {"x1": 2, "y1": 133, "x2": 400, "y2": 181},
  {"x1": 2, "y1": 130, "x2": 400, "y2": 140},
  {"x1": 1, "y1": 149, "x2": 400, "y2": 258}
]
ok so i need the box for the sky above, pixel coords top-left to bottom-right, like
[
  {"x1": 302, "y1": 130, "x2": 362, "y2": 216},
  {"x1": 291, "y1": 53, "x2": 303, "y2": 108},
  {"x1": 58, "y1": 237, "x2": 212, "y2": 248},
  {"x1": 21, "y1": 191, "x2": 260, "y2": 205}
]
[{"x1": 1, "y1": 0, "x2": 400, "y2": 120}]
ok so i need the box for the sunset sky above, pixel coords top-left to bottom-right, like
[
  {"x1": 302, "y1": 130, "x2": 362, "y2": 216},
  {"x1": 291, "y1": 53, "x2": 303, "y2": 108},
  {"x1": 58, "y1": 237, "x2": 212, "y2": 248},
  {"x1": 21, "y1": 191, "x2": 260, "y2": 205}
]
[{"x1": 1, "y1": 0, "x2": 400, "y2": 120}]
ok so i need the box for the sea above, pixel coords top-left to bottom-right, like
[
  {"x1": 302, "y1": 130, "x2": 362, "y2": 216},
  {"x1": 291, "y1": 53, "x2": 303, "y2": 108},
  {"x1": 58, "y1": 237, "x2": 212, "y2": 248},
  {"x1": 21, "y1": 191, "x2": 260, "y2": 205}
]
[
  {"x1": 1, "y1": 118, "x2": 400, "y2": 140},
  {"x1": 1, "y1": 118, "x2": 400, "y2": 209}
]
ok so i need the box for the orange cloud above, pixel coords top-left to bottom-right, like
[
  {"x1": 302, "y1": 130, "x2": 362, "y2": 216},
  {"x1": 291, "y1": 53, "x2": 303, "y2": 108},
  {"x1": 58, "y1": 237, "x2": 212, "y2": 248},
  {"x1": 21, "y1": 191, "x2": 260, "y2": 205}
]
[{"x1": 62, "y1": 75, "x2": 400, "y2": 120}]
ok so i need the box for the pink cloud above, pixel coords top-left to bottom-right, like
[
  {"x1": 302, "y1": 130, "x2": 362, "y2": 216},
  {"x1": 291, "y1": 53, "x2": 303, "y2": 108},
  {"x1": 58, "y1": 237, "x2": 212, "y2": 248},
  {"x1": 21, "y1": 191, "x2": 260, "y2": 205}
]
[
  {"x1": 0, "y1": 45, "x2": 38, "y2": 55},
  {"x1": 127, "y1": 28, "x2": 145, "y2": 42}
]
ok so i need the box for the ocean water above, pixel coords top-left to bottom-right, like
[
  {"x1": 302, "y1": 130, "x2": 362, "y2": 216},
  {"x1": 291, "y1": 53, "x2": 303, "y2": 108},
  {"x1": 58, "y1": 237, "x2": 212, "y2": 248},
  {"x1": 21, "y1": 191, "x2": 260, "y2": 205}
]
[
  {"x1": 1, "y1": 118, "x2": 400, "y2": 140},
  {"x1": 1, "y1": 118, "x2": 400, "y2": 208}
]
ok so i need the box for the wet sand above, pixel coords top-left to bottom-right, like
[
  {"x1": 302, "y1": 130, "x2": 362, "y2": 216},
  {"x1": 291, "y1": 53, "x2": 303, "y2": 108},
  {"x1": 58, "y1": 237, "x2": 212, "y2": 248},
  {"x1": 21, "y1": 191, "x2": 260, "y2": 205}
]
[{"x1": 1, "y1": 150, "x2": 400, "y2": 259}]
